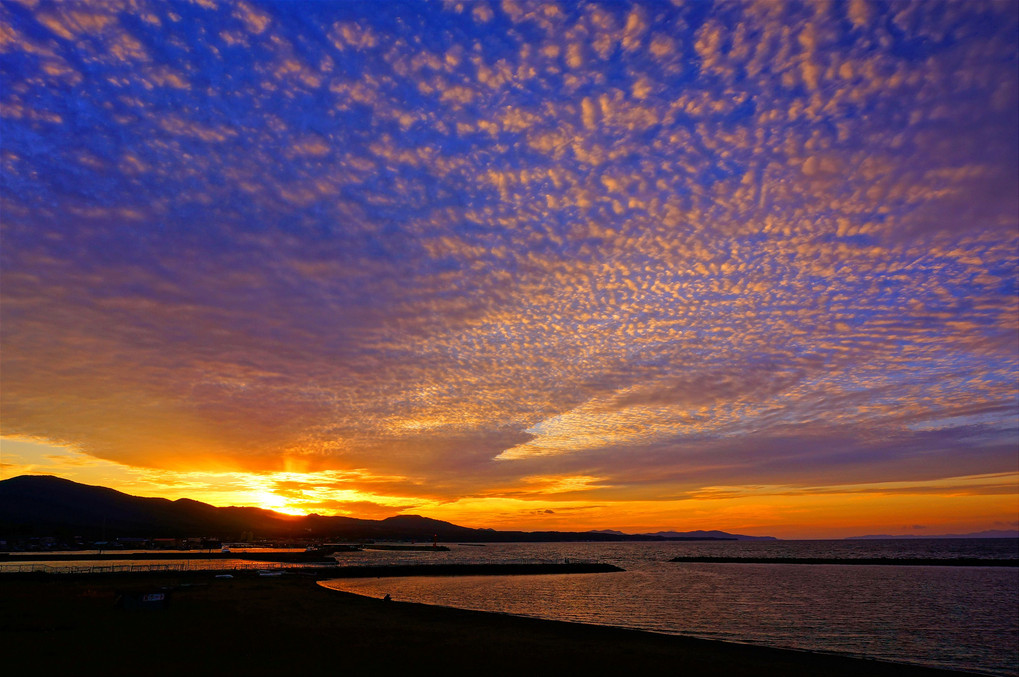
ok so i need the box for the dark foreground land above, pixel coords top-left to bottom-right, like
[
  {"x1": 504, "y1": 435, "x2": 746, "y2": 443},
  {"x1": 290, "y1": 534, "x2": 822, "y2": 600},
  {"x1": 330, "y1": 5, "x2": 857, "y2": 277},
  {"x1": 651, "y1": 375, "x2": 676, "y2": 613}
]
[{"x1": 0, "y1": 571, "x2": 973, "y2": 677}]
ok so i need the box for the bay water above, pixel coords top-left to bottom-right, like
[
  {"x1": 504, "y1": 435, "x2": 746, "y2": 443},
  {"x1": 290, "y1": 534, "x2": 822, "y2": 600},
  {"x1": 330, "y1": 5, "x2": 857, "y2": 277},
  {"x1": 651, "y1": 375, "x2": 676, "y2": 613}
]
[{"x1": 322, "y1": 540, "x2": 1019, "y2": 676}]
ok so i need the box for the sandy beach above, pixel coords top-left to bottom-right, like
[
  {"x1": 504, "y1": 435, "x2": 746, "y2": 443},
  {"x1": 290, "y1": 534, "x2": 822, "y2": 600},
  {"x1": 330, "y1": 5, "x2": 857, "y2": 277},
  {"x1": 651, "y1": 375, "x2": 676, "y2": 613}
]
[{"x1": 0, "y1": 571, "x2": 972, "y2": 676}]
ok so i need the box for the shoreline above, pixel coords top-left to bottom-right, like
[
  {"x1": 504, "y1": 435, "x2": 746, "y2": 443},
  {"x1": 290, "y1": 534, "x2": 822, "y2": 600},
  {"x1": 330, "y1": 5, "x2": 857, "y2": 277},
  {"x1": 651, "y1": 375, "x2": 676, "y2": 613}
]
[
  {"x1": 0, "y1": 551, "x2": 335, "y2": 563},
  {"x1": 322, "y1": 584, "x2": 982, "y2": 677},
  {"x1": 0, "y1": 570, "x2": 978, "y2": 676}
]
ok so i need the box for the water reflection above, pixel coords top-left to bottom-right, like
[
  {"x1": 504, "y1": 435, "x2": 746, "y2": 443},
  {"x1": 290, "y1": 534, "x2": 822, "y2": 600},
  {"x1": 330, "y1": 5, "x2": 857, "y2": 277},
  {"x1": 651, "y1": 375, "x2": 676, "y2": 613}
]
[{"x1": 322, "y1": 541, "x2": 1019, "y2": 677}]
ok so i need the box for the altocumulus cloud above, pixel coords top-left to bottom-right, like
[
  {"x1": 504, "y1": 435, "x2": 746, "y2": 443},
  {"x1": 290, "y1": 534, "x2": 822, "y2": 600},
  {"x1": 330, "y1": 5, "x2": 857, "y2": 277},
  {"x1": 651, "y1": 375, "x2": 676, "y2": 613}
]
[{"x1": 1, "y1": 0, "x2": 1016, "y2": 510}]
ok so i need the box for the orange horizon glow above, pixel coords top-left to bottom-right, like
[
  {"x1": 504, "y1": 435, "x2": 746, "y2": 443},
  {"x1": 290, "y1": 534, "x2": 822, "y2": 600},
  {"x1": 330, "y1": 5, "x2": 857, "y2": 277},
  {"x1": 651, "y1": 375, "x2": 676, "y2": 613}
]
[{"x1": 3, "y1": 438, "x2": 1015, "y2": 540}]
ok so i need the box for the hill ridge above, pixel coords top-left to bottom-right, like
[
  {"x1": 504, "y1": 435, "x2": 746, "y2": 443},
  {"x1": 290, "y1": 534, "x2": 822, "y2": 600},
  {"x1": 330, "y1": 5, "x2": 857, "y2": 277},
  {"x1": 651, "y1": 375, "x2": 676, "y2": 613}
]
[{"x1": 0, "y1": 475, "x2": 773, "y2": 543}]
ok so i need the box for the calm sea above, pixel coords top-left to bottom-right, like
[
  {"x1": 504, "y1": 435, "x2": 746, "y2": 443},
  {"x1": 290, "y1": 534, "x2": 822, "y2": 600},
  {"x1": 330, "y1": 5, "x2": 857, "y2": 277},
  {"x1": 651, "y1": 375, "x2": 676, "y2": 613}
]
[{"x1": 321, "y1": 540, "x2": 1019, "y2": 676}]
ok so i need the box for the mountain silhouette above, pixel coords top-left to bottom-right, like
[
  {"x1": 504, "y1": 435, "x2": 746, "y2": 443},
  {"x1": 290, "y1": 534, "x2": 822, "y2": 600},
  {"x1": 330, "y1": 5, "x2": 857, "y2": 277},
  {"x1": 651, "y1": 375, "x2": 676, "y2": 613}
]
[{"x1": 0, "y1": 475, "x2": 728, "y2": 543}]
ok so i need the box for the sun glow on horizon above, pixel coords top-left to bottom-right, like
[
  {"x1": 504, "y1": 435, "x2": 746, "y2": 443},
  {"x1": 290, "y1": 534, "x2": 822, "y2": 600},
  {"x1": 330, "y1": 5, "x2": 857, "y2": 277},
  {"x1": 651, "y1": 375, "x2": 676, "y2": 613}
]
[
  {"x1": 2, "y1": 436, "x2": 1016, "y2": 539},
  {"x1": 249, "y1": 490, "x2": 305, "y2": 516},
  {"x1": 0, "y1": 437, "x2": 419, "y2": 519}
]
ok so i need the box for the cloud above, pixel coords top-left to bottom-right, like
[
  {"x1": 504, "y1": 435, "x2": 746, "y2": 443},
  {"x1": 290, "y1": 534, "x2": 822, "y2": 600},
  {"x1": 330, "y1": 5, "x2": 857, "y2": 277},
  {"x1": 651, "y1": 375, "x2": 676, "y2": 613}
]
[{"x1": 0, "y1": 0, "x2": 1015, "y2": 532}]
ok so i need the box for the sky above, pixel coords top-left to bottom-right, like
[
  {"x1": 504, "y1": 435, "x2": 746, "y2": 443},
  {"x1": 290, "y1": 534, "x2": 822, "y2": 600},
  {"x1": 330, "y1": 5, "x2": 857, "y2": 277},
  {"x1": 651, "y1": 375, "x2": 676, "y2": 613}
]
[{"x1": 1, "y1": 0, "x2": 1017, "y2": 539}]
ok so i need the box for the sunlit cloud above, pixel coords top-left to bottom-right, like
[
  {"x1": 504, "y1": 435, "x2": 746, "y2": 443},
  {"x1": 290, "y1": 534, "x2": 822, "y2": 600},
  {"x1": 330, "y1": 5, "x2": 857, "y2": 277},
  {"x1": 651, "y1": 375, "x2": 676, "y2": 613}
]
[{"x1": 0, "y1": 437, "x2": 417, "y2": 517}]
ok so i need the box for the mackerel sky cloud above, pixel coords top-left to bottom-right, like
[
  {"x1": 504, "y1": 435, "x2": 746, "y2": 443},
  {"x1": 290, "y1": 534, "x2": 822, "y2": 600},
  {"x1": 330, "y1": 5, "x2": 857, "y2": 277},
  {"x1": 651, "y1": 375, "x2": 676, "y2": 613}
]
[{"x1": 1, "y1": 0, "x2": 1016, "y2": 536}]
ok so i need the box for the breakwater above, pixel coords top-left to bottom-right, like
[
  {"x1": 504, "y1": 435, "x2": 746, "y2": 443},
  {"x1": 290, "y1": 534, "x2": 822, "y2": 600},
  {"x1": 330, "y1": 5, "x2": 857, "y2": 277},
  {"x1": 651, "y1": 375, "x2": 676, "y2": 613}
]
[
  {"x1": 669, "y1": 556, "x2": 1019, "y2": 567},
  {"x1": 326, "y1": 562, "x2": 623, "y2": 577},
  {"x1": 0, "y1": 558, "x2": 622, "y2": 578},
  {"x1": 361, "y1": 544, "x2": 451, "y2": 551}
]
